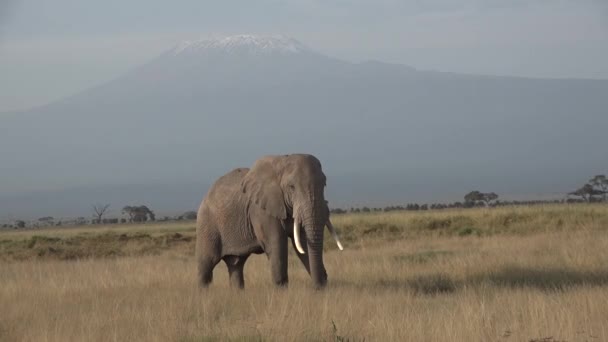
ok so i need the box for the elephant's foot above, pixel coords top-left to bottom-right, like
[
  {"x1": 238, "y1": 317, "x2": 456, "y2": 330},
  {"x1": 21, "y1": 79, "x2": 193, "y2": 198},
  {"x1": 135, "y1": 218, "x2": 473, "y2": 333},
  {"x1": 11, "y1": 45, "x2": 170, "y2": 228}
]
[
  {"x1": 271, "y1": 267, "x2": 289, "y2": 287},
  {"x1": 199, "y1": 272, "x2": 213, "y2": 288},
  {"x1": 313, "y1": 277, "x2": 328, "y2": 290},
  {"x1": 273, "y1": 277, "x2": 289, "y2": 288}
]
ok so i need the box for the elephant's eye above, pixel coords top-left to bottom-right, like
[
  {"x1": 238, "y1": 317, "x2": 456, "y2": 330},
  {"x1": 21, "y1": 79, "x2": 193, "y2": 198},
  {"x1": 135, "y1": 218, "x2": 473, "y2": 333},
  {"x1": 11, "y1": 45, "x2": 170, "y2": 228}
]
[{"x1": 288, "y1": 184, "x2": 296, "y2": 191}]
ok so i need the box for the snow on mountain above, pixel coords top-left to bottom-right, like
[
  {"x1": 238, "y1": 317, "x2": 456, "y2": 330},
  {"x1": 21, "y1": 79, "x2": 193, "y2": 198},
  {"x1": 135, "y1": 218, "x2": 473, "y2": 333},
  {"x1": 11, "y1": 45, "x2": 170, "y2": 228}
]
[{"x1": 170, "y1": 34, "x2": 311, "y2": 56}]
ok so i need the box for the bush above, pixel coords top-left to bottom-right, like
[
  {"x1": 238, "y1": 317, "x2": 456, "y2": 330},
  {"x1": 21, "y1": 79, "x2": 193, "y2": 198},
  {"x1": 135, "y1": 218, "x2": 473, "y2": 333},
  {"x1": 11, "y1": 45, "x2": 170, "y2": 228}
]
[
  {"x1": 458, "y1": 226, "x2": 480, "y2": 236},
  {"x1": 181, "y1": 211, "x2": 197, "y2": 220}
]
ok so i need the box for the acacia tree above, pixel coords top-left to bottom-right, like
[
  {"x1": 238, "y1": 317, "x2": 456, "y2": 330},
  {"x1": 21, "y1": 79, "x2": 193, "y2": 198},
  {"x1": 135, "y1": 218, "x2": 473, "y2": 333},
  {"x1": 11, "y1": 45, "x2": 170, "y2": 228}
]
[
  {"x1": 141, "y1": 206, "x2": 155, "y2": 222},
  {"x1": 464, "y1": 191, "x2": 481, "y2": 205},
  {"x1": 122, "y1": 205, "x2": 155, "y2": 222},
  {"x1": 568, "y1": 184, "x2": 604, "y2": 202},
  {"x1": 481, "y1": 192, "x2": 499, "y2": 206},
  {"x1": 464, "y1": 191, "x2": 499, "y2": 207},
  {"x1": 92, "y1": 204, "x2": 110, "y2": 224},
  {"x1": 122, "y1": 206, "x2": 135, "y2": 221},
  {"x1": 589, "y1": 175, "x2": 608, "y2": 202}
]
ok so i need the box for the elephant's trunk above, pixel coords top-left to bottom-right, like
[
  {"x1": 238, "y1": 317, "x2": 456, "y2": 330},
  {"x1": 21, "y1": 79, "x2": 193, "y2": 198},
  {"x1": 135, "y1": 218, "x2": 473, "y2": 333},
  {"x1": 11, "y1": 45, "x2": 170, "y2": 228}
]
[
  {"x1": 307, "y1": 243, "x2": 327, "y2": 289},
  {"x1": 302, "y1": 206, "x2": 328, "y2": 289}
]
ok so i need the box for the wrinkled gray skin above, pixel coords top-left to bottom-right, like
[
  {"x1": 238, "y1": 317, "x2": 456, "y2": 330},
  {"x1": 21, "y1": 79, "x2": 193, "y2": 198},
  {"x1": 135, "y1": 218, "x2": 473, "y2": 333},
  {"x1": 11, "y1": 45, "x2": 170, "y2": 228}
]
[{"x1": 196, "y1": 154, "x2": 330, "y2": 289}]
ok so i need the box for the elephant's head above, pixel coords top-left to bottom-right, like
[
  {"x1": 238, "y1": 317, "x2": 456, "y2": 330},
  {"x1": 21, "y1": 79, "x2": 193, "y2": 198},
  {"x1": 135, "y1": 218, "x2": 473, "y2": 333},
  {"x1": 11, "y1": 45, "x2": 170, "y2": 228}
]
[{"x1": 241, "y1": 154, "x2": 343, "y2": 288}]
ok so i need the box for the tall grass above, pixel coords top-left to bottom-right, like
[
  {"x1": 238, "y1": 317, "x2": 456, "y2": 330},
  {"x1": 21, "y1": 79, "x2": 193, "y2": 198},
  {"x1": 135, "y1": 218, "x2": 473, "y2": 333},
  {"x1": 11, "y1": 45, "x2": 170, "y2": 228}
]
[
  {"x1": 1, "y1": 204, "x2": 608, "y2": 341},
  {"x1": 331, "y1": 204, "x2": 608, "y2": 247},
  {"x1": 2, "y1": 204, "x2": 607, "y2": 261}
]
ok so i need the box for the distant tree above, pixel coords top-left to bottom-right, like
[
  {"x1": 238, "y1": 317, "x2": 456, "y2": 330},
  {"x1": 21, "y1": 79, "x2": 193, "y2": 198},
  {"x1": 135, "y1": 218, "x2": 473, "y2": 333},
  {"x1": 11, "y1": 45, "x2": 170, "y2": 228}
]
[
  {"x1": 464, "y1": 191, "x2": 499, "y2": 207},
  {"x1": 14, "y1": 220, "x2": 26, "y2": 229},
  {"x1": 181, "y1": 211, "x2": 197, "y2": 220},
  {"x1": 589, "y1": 175, "x2": 608, "y2": 202},
  {"x1": 123, "y1": 205, "x2": 155, "y2": 222},
  {"x1": 122, "y1": 206, "x2": 135, "y2": 221},
  {"x1": 464, "y1": 191, "x2": 482, "y2": 205},
  {"x1": 139, "y1": 206, "x2": 155, "y2": 222},
  {"x1": 92, "y1": 204, "x2": 111, "y2": 224},
  {"x1": 330, "y1": 208, "x2": 347, "y2": 214},
  {"x1": 568, "y1": 184, "x2": 604, "y2": 202},
  {"x1": 38, "y1": 216, "x2": 54, "y2": 226},
  {"x1": 481, "y1": 192, "x2": 499, "y2": 206}
]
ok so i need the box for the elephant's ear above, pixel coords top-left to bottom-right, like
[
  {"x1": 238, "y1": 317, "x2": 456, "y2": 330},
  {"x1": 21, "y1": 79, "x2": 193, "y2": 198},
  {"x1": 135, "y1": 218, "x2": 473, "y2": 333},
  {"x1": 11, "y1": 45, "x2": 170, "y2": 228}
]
[{"x1": 241, "y1": 159, "x2": 287, "y2": 220}]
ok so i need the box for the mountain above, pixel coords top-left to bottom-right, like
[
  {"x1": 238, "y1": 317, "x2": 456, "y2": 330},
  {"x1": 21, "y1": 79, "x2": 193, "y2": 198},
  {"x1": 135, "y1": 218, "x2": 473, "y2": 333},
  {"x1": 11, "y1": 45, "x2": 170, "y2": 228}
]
[{"x1": 1, "y1": 34, "x2": 607, "y2": 219}]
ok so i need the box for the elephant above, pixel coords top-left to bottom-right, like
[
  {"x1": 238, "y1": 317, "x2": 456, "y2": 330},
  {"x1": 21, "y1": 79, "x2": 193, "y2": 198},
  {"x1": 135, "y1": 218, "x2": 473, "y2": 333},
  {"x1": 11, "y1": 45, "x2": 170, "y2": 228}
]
[{"x1": 195, "y1": 154, "x2": 343, "y2": 289}]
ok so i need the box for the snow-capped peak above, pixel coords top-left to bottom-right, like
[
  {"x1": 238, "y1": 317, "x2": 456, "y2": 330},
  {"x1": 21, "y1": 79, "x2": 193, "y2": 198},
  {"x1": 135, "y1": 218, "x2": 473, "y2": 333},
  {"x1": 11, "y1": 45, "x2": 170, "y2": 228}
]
[{"x1": 171, "y1": 34, "x2": 311, "y2": 56}]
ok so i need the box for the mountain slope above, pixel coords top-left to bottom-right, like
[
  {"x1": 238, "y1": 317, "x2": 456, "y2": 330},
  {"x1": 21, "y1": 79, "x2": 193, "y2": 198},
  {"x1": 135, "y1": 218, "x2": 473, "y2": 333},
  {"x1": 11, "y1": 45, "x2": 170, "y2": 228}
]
[{"x1": 1, "y1": 35, "x2": 607, "y2": 217}]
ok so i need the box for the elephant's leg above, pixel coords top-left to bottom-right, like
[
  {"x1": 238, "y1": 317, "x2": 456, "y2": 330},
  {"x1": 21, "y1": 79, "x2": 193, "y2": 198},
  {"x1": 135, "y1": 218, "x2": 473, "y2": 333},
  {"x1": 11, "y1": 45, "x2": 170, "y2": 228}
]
[
  {"x1": 197, "y1": 224, "x2": 223, "y2": 288},
  {"x1": 223, "y1": 255, "x2": 249, "y2": 289},
  {"x1": 264, "y1": 221, "x2": 289, "y2": 287},
  {"x1": 198, "y1": 253, "x2": 220, "y2": 287}
]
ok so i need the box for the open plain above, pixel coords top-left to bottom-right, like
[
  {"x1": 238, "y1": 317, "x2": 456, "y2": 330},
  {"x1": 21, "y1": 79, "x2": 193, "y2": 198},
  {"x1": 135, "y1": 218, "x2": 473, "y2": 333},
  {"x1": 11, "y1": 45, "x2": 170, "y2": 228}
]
[{"x1": 1, "y1": 204, "x2": 608, "y2": 341}]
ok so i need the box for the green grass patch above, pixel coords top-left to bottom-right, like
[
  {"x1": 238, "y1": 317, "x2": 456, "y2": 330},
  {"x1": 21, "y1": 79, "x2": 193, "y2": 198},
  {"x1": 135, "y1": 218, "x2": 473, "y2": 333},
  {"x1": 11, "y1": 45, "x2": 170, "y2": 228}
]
[{"x1": 0, "y1": 231, "x2": 194, "y2": 262}]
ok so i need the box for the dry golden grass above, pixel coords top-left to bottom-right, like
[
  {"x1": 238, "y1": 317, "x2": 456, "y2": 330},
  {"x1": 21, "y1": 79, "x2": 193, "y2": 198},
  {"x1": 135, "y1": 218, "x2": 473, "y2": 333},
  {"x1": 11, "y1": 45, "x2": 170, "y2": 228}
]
[
  {"x1": 332, "y1": 203, "x2": 608, "y2": 243},
  {"x1": 1, "y1": 204, "x2": 608, "y2": 341},
  {"x1": 3, "y1": 204, "x2": 607, "y2": 262}
]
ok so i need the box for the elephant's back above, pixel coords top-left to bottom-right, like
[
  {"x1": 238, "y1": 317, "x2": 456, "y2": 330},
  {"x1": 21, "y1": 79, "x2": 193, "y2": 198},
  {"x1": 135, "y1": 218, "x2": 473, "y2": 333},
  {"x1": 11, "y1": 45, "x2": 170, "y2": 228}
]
[
  {"x1": 209, "y1": 167, "x2": 249, "y2": 198},
  {"x1": 198, "y1": 168, "x2": 250, "y2": 219}
]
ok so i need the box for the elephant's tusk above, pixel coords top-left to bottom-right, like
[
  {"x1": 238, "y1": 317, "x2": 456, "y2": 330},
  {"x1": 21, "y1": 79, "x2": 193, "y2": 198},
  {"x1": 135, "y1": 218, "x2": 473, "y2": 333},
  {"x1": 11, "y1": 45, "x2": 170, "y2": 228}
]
[
  {"x1": 293, "y1": 218, "x2": 306, "y2": 254},
  {"x1": 326, "y1": 219, "x2": 344, "y2": 251}
]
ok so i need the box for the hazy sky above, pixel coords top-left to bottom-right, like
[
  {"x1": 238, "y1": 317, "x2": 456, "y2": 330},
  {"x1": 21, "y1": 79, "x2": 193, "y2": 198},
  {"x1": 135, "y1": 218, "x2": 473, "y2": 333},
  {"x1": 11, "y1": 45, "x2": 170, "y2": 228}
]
[{"x1": 1, "y1": 0, "x2": 607, "y2": 112}]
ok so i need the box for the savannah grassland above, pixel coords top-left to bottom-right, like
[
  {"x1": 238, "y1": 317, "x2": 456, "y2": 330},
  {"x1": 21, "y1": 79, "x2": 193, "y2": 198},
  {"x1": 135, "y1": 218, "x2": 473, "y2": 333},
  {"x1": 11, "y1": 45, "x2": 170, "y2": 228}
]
[{"x1": 1, "y1": 205, "x2": 608, "y2": 342}]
